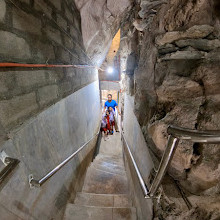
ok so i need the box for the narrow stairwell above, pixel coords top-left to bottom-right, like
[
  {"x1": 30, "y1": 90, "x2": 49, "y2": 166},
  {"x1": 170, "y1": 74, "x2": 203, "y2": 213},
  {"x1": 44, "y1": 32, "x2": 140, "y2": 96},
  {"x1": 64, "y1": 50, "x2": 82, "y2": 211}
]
[{"x1": 64, "y1": 132, "x2": 137, "y2": 220}]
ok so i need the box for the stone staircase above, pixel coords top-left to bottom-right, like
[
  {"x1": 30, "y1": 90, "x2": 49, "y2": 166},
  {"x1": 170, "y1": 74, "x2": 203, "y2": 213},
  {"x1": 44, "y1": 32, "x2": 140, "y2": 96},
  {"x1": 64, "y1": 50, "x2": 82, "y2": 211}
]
[{"x1": 64, "y1": 133, "x2": 137, "y2": 220}]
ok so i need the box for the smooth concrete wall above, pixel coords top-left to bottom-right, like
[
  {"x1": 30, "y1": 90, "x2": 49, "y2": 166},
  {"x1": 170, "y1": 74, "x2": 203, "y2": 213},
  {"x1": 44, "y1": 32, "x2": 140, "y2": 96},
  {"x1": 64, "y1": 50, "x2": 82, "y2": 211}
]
[
  {"x1": 100, "y1": 81, "x2": 120, "y2": 91},
  {"x1": 0, "y1": 81, "x2": 101, "y2": 220},
  {"x1": 123, "y1": 94, "x2": 154, "y2": 220}
]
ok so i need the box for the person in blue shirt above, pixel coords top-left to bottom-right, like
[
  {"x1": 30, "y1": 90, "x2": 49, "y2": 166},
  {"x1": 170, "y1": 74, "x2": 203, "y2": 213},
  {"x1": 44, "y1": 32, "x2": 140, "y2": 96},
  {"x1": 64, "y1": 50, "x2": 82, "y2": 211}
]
[{"x1": 104, "y1": 94, "x2": 121, "y2": 132}]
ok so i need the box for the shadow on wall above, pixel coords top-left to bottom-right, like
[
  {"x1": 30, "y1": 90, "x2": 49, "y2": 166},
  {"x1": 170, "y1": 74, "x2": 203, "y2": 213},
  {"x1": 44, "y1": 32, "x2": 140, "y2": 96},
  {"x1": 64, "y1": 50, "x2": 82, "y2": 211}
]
[{"x1": 214, "y1": 0, "x2": 220, "y2": 18}]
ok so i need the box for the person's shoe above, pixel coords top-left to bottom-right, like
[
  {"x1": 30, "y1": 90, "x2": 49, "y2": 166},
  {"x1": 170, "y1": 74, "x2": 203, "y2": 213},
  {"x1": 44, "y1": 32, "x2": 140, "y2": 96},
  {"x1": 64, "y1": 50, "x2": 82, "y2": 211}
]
[{"x1": 116, "y1": 130, "x2": 119, "y2": 132}]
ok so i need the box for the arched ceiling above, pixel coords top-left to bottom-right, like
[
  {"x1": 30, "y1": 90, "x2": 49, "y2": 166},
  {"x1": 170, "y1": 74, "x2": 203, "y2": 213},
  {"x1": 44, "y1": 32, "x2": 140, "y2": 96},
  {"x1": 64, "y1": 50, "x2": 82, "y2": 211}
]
[{"x1": 74, "y1": 0, "x2": 132, "y2": 66}]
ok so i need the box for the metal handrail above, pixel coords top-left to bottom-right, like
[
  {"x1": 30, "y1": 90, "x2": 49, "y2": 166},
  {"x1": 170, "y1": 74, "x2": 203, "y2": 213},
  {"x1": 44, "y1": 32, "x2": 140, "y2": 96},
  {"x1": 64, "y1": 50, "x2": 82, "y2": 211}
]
[
  {"x1": 29, "y1": 129, "x2": 100, "y2": 188},
  {"x1": 149, "y1": 125, "x2": 220, "y2": 197},
  {"x1": 148, "y1": 135, "x2": 179, "y2": 197},
  {"x1": 121, "y1": 132, "x2": 150, "y2": 199},
  {"x1": 168, "y1": 125, "x2": 220, "y2": 143},
  {"x1": 122, "y1": 125, "x2": 220, "y2": 202},
  {"x1": 0, "y1": 151, "x2": 20, "y2": 190}
]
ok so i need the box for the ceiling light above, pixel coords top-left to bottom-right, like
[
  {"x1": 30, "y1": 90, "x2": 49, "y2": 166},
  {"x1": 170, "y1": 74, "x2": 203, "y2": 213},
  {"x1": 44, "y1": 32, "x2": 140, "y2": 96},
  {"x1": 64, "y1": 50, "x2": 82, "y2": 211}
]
[{"x1": 107, "y1": 67, "x2": 114, "y2": 74}]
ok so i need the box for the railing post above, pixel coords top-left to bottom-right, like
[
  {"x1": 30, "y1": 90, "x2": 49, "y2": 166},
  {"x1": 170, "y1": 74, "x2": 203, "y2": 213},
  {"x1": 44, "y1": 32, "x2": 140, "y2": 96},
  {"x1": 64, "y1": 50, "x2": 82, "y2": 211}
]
[
  {"x1": 149, "y1": 135, "x2": 179, "y2": 197},
  {"x1": 0, "y1": 151, "x2": 20, "y2": 190}
]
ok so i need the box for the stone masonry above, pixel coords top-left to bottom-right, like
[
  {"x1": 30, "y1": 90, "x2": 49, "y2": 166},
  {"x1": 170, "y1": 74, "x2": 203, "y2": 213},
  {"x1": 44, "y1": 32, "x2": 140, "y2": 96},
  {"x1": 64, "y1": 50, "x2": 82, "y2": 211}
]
[
  {"x1": 0, "y1": 1, "x2": 100, "y2": 219},
  {"x1": 0, "y1": 0, "x2": 98, "y2": 146}
]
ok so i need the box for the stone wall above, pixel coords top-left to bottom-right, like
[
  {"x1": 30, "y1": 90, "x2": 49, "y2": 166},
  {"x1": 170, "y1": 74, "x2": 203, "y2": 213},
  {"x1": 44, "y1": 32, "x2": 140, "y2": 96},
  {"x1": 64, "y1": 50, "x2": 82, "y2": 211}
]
[
  {"x1": 74, "y1": 0, "x2": 133, "y2": 65},
  {"x1": 0, "y1": 1, "x2": 101, "y2": 219},
  {"x1": 0, "y1": 0, "x2": 98, "y2": 147},
  {"x1": 123, "y1": 94, "x2": 154, "y2": 220},
  {"x1": 0, "y1": 81, "x2": 101, "y2": 219},
  {"x1": 120, "y1": 0, "x2": 220, "y2": 219}
]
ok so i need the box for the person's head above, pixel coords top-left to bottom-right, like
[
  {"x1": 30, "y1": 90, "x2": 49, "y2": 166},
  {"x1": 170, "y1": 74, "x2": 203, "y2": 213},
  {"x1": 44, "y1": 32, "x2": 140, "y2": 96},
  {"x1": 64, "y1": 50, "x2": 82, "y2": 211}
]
[
  {"x1": 109, "y1": 107, "x2": 113, "y2": 112},
  {"x1": 107, "y1": 94, "x2": 112, "y2": 101},
  {"x1": 106, "y1": 110, "x2": 110, "y2": 115}
]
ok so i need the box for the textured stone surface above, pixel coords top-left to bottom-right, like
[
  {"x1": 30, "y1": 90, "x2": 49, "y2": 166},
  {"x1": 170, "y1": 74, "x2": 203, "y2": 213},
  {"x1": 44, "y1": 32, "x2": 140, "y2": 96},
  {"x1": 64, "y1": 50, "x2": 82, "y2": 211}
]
[
  {"x1": 64, "y1": 204, "x2": 136, "y2": 220},
  {"x1": 64, "y1": 204, "x2": 113, "y2": 220},
  {"x1": 0, "y1": 1, "x2": 100, "y2": 218},
  {"x1": 175, "y1": 39, "x2": 220, "y2": 51},
  {"x1": 92, "y1": 160, "x2": 126, "y2": 176},
  {"x1": 159, "y1": 50, "x2": 206, "y2": 60},
  {"x1": 156, "y1": 74, "x2": 203, "y2": 102},
  {"x1": 118, "y1": 0, "x2": 220, "y2": 219},
  {"x1": 74, "y1": 193, "x2": 132, "y2": 207},
  {"x1": 16, "y1": 70, "x2": 46, "y2": 87},
  {"x1": 158, "y1": 44, "x2": 179, "y2": 55},
  {"x1": 0, "y1": 76, "x2": 9, "y2": 93},
  {"x1": 74, "y1": 0, "x2": 132, "y2": 65},
  {"x1": 45, "y1": 26, "x2": 62, "y2": 44},
  {"x1": 57, "y1": 14, "x2": 67, "y2": 31},
  {"x1": 13, "y1": 9, "x2": 41, "y2": 35},
  {"x1": 113, "y1": 207, "x2": 136, "y2": 220},
  {"x1": 0, "y1": 205, "x2": 22, "y2": 220},
  {"x1": 156, "y1": 25, "x2": 214, "y2": 46},
  {"x1": 32, "y1": 40, "x2": 55, "y2": 61},
  {"x1": 83, "y1": 166, "x2": 129, "y2": 194},
  {"x1": 0, "y1": 92, "x2": 38, "y2": 127},
  {"x1": 0, "y1": 0, "x2": 6, "y2": 22},
  {"x1": 74, "y1": 193, "x2": 114, "y2": 207},
  {"x1": 50, "y1": 0, "x2": 61, "y2": 10},
  {"x1": 34, "y1": 0, "x2": 52, "y2": 18},
  {"x1": 20, "y1": 0, "x2": 29, "y2": 3},
  {"x1": 117, "y1": 3, "x2": 220, "y2": 219},
  {"x1": 0, "y1": 31, "x2": 31, "y2": 60}
]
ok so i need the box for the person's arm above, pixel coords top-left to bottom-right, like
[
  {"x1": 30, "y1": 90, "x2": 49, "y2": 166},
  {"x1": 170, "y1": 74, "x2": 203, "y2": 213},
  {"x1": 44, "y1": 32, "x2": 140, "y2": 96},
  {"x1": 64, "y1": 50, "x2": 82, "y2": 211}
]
[
  {"x1": 116, "y1": 105, "x2": 121, "y2": 115},
  {"x1": 103, "y1": 103, "x2": 107, "y2": 113}
]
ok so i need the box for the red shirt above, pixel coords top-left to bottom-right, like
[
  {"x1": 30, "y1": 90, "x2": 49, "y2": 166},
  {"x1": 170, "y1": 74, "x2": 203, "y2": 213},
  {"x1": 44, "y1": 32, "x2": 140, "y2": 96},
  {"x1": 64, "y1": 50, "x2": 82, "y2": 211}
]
[{"x1": 106, "y1": 115, "x2": 111, "y2": 130}]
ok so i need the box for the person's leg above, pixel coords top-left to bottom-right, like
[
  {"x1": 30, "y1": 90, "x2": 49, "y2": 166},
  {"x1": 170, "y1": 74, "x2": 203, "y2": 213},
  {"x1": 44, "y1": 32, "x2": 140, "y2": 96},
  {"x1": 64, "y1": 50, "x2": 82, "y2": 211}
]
[
  {"x1": 103, "y1": 128, "x2": 107, "y2": 141},
  {"x1": 113, "y1": 115, "x2": 119, "y2": 132},
  {"x1": 105, "y1": 130, "x2": 109, "y2": 139},
  {"x1": 111, "y1": 121, "x2": 115, "y2": 134}
]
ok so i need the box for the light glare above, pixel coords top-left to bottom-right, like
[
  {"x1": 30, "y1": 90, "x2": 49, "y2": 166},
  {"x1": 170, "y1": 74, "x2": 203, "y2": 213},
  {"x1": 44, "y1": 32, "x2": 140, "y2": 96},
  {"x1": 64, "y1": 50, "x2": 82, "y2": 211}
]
[{"x1": 107, "y1": 67, "x2": 114, "y2": 74}]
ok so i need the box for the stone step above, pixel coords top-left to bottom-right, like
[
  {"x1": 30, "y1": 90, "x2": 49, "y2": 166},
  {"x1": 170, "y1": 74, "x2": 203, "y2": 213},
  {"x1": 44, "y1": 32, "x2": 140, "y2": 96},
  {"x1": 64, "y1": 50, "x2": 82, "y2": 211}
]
[
  {"x1": 74, "y1": 192, "x2": 132, "y2": 207},
  {"x1": 95, "y1": 153, "x2": 123, "y2": 161},
  {"x1": 95, "y1": 155, "x2": 124, "y2": 167},
  {"x1": 98, "y1": 132, "x2": 123, "y2": 157},
  {"x1": 64, "y1": 204, "x2": 137, "y2": 220},
  {"x1": 90, "y1": 160, "x2": 126, "y2": 176},
  {"x1": 82, "y1": 167, "x2": 129, "y2": 194}
]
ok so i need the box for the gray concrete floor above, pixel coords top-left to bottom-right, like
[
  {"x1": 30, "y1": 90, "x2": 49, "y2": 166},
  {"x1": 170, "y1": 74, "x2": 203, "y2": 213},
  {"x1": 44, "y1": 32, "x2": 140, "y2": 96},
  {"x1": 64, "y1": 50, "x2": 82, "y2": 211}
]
[{"x1": 99, "y1": 131, "x2": 123, "y2": 158}]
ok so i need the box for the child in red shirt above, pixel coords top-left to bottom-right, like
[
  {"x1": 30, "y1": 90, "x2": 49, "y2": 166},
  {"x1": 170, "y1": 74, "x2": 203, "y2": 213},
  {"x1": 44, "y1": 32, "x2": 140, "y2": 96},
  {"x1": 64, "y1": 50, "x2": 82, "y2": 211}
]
[
  {"x1": 101, "y1": 115, "x2": 108, "y2": 141},
  {"x1": 105, "y1": 110, "x2": 112, "y2": 133}
]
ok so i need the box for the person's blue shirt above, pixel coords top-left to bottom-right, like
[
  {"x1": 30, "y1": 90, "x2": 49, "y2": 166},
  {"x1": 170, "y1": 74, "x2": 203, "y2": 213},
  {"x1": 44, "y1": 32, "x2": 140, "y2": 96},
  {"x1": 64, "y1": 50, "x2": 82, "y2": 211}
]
[{"x1": 105, "y1": 100, "x2": 118, "y2": 111}]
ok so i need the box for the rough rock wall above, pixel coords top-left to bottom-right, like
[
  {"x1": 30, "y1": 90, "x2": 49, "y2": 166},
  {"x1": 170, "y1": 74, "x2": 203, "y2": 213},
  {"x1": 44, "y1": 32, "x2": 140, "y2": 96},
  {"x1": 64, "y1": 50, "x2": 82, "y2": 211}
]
[
  {"x1": 120, "y1": 0, "x2": 220, "y2": 219},
  {"x1": 74, "y1": 0, "x2": 133, "y2": 65}
]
